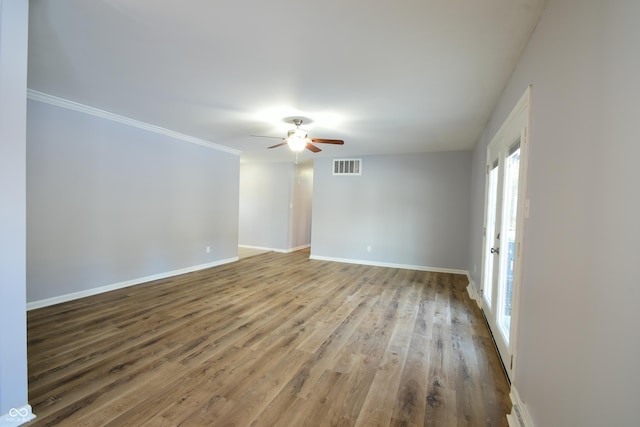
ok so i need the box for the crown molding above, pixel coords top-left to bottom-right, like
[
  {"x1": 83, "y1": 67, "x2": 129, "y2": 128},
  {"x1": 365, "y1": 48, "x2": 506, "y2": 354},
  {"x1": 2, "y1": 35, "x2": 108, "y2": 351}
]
[{"x1": 26, "y1": 89, "x2": 241, "y2": 156}]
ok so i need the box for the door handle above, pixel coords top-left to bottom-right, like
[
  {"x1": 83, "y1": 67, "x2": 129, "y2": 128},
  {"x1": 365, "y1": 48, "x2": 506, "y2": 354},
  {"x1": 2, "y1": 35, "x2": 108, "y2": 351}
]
[{"x1": 490, "y1": 247, "x2": 500, "y2": 254}]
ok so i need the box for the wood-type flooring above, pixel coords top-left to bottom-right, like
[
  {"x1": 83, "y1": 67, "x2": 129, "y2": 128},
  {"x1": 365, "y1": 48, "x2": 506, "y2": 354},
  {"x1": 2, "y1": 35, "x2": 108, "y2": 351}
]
[{"x1": 27, "y1": 249, "x2": 511, "y2": 426}]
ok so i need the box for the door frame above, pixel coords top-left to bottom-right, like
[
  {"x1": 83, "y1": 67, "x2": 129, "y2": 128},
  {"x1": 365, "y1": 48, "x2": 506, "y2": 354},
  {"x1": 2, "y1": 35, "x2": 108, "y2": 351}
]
[{"x1": 479, "y1": 86, "x2": 531, "y2": 381}]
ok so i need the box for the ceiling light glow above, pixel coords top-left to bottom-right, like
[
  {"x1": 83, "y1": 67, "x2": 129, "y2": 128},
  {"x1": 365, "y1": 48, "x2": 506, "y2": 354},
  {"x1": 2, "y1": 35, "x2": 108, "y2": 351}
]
[{"x1": 287, "y1": 136, "x2": 307, "y2": 152}]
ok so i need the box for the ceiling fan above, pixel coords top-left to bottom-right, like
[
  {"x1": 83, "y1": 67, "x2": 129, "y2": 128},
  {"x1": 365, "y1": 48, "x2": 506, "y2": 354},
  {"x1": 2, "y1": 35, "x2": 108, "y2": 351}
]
[{"x1": 252, "y1": 119, "x2": 344, "y2": 153}]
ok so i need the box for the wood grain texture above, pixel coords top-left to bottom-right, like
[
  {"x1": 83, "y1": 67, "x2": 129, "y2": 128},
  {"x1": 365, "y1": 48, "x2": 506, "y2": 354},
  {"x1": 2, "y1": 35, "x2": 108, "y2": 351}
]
[{"x1": 27, "y1": 249, "x2": 510, "y2": 426}]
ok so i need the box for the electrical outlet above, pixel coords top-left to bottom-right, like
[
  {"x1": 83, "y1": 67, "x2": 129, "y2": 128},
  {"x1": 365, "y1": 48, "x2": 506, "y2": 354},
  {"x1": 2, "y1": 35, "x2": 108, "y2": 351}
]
[
  {"x1": 366, "y1": 245, "x2": 371, "y2": 252},
  {"x1": 206, "y1": 246, "x2": 211, "y2": 253}
]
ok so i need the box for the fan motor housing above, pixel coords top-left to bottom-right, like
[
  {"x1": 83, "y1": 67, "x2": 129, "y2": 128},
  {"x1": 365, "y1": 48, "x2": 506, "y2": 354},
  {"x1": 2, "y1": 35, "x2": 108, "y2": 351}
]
[{"x1": 288, "y1": 129, "x2": 308, "y2": 139}]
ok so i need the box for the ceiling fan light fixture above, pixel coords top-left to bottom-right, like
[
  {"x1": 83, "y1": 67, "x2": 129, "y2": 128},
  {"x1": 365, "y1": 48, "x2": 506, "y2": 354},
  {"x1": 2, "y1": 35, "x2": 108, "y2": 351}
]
[
  {"x1": 253, "y1": 117, "x2": 344, "y2": 154},
  {"x1": 293, "y1": 128, "x2": 307, "y2": 139},
  {"x1": 287, "y1": 136, "x2": 307, "y2": 152}
]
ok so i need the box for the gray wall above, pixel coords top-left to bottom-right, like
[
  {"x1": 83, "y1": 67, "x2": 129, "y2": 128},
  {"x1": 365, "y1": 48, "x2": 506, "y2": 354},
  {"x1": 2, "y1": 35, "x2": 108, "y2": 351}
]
[
  {"x1": 312, "y1": 152, "x2": 471, "y2": 270},
  {"x1": 467, "y1": 0, "x2": 640, "y2": 425},
  {"x1": 239, "y1": 162, "x2": 294, "y2": 251},
  {"x1": 27, "y1": 99, "x2": 240, "y2": 303},
  {"x1": 239, "y1": 161, "x2": 312, "y2": 251},
  {"x1": 0, "y1": 0, "x2": 30, "y2": 417}
]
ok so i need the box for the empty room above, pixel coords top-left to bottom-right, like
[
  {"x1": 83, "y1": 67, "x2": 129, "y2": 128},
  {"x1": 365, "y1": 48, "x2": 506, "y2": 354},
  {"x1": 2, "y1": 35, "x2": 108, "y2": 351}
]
[{"x1": 1, "y1": 1, "x2": 639, "y2": 426}]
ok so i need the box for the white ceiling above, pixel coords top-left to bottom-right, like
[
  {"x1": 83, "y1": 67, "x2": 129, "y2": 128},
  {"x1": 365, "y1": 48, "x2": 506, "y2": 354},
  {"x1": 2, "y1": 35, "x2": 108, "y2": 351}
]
[{"x1": 27, "y1": 0, "x2": 545, "y2": 163}]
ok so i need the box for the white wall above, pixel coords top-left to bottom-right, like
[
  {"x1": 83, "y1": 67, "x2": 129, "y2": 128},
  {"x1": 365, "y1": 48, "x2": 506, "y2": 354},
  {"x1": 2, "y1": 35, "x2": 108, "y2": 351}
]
[
  {"x1": 468, "y1": 0, "x2": 640, "y2": 425},
  {"x1": 291, "y1": 161, "x2": 313, "y2": 249},
  {"x1": 312, "y1": 152, "x2": 471, "y2": 271},
  {"x1": 26, "y1": 99, "x2": 240, "y2": 304},
  {"x1": 0, "y1": 0, "x2": 31, "y2": 420},
  {"x1": 239, "y1": 161, "x2": 312, "y2": 251}
]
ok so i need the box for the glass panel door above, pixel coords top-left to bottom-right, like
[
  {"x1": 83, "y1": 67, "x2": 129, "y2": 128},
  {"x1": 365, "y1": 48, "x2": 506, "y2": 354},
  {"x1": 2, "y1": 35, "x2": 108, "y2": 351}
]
[
  {"x1": 482, "y1": 160, "x2": 500, "y2": 309},
  {"x1": 480, "y1": 87, "x2": 530, "y2": 380},
  {"x1": 497, "y1": 141, "x2": 521, "y2": 339}
]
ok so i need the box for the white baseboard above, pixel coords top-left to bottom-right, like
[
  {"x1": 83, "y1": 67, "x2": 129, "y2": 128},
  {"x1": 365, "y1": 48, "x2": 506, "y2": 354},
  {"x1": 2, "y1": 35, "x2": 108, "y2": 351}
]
[
  {"x1": 467, "y1": 280, "x2": 480, "y2": 305},
  {"x1": 466, "y1": 276, "x2": 479, "y2": 302},
  {"x1": 507, "y1": 386, "x2": 534, "y2": 427},
  {"x1": 27, "y1": 257, "x2": 238, "y2": 310},
  {"x1": 287, "y1": 244, "x2": 311, "y2": 253},
  {"x1": 308, "y1": 255, "x2": 467, "y2": 275},
  {"x1": 0, "y1": 404, "x2": 36, "y2": 427},
  {"x1": 238, "y1": 244, "x2": 275, "y2": 251},
  {"x1": 239, "y1": 244, "x2": 310, "y2": 253}
]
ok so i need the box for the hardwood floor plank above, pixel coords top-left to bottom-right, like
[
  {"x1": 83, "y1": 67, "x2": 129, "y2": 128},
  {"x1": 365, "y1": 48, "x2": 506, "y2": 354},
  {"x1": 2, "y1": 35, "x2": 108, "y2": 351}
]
[
  {"x1": 389, "y1": 298, "x2": 433, "y2": 426},
  {"x1": 27, "y1": 250, "x2": 511, "y2": 426},
  {"x1": 353, "y1": 274, "x2": 420, "y2": 427},
  {"x1": 425, "y1": 292, "x2": 459, "y2": 426}
]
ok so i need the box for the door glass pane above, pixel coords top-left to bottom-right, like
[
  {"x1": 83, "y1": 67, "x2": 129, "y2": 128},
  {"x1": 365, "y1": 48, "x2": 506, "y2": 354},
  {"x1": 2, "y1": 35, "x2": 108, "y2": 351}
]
[
  {"x1": 483, "y1": 162, "x2": 499, "y2": 308},
  {"x1": 497, "y1": 141, "x2": 521, "y2": 340}
]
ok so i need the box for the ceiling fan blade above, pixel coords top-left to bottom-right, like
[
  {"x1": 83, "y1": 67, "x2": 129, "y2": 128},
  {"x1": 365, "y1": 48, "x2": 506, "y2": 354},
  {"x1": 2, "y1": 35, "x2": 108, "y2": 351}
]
[
  {"x1": 267, "y1": 142, "x2": 289, "y2": 149},
  {"x1": 251, "y1": 134, "x2": 285, "y2": 140},
  {"x1": 310, "y1": 138, "x2": 344, "y2": 145},
  {"x1": 305, "y1": 142, "x2": 321, "y2": 153}
]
